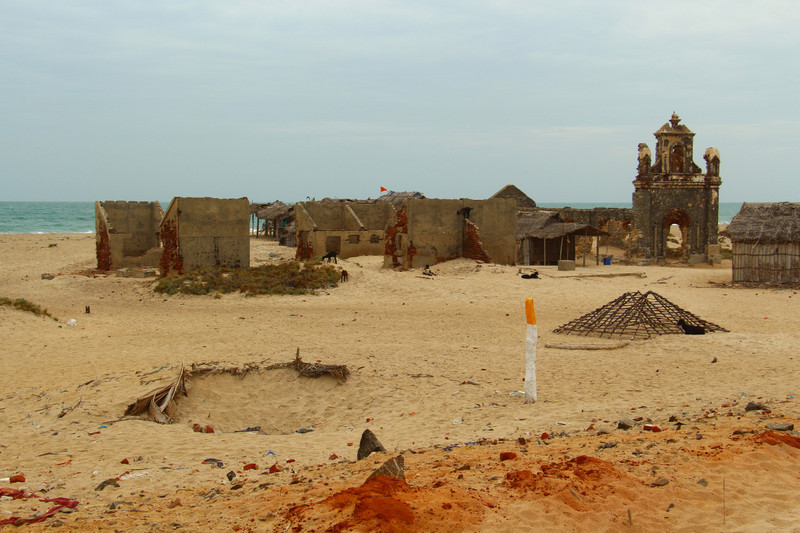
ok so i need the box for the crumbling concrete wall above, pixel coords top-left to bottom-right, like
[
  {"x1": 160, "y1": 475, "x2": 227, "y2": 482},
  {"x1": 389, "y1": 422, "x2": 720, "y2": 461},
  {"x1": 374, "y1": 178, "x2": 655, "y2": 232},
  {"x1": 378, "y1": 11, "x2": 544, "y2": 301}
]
[
  {"x1": 294, "y1": 202, "x2": 392, "y2": 260},
  {"x1": 95, "y1": 201, "x2": 163, "y2": 270},
  {"x1": 559, "y1": 207, "x2": 633, "y2": 249},
  {"x1": 160, "y1": 197, "x2": 250, "y2": 275},
  {"x1": 385, "y1": 198, "x2": 515, "y2": 269}
]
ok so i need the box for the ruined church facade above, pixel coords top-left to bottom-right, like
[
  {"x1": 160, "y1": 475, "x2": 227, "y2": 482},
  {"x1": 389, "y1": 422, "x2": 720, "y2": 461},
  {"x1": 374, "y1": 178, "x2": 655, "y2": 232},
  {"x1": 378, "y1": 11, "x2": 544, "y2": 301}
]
[{"x1": 632, "y1": 113, "x2": 722, "y2": 262}]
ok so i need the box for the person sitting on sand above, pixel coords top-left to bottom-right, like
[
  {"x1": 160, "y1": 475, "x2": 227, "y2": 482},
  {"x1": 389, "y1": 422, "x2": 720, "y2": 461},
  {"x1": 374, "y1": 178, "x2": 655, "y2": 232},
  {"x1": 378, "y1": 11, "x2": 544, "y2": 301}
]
[{"x1": 422, "y1": 265, "x2": 436, "y2": 276}]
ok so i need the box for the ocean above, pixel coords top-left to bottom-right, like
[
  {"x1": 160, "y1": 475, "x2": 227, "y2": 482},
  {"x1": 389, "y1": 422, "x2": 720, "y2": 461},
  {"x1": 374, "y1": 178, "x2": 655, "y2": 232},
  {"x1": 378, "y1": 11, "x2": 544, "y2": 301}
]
[{"x1": 0, "y1": 201, "x2": 745, "y2": 234}]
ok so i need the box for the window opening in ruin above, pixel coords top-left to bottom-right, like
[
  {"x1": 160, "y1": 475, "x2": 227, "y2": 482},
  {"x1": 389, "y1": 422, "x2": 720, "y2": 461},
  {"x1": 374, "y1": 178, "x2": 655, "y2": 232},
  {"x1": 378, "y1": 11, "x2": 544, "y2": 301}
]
[
  {"x1": 670, "y1": 145, "x2": 684, "y2": 172},
  {"x1": 348, "y1": 234, "x2": 359, "y2": 244}
]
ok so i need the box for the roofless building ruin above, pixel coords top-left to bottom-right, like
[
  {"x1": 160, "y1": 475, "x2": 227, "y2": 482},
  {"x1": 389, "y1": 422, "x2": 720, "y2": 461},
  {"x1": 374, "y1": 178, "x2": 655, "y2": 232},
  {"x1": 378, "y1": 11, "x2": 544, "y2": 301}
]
[{"x1": 632, "y1": 113, "x2": 722, "y2": 263}]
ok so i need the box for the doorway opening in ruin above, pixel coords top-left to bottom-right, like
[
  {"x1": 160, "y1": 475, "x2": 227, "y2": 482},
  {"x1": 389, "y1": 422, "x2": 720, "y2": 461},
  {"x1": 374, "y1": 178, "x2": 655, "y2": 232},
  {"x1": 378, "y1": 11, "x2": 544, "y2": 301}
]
[{"x1": 663, "y1": 209, "x2": 690, "y2": 261}]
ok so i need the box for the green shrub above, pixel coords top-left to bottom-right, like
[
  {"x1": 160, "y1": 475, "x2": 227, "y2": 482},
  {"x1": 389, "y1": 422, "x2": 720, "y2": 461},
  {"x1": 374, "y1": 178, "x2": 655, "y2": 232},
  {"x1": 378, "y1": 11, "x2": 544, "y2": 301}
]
[
  {"x1": 0, "y1": 297, "x2": 56, "y2": 319},
  {"x1": 153, "y1": 262, "x2": 341, "y2": 296}
]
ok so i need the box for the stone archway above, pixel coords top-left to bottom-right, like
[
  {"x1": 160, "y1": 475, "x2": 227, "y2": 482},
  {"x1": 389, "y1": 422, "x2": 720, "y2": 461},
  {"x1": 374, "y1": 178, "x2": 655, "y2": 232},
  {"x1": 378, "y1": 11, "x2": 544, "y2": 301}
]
[{"x1": 662, "y1": 208, "x2": 691, "y2": 260}]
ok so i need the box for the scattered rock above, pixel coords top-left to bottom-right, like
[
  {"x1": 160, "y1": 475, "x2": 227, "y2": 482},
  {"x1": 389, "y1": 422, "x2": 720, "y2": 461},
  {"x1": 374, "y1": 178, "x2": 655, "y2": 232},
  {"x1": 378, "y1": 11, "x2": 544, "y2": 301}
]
[
  {"x1": 226, "y1": 471, "x2": 236, "y2": 482},
  {"x1": 95, "y1": 478, "x2": 119, "y2": 491},
  {"x1": 697, "y1": 479, "x2": 708, "y2": 487},
  {"x1": 651, "y1": 477, "x2": 669, "y2": 487},
  {"x1": 766, "y1": 422, "x2": 794, "y2": 432},
  {"x1": 296, "y1": 426, "x2": 314, "y2": 434},
  {"x1": 745, "y1": 402, "x2": 768, "y2": 412},
  {"x1": 499, "y1": 452, "x2": 517, "y2": 461},
  {"x1": 202, "y1": 488, "x2": 221, "y2": 500},
  {"x1": 235, "y1": 426, "x2": 262, "y2": 433},
  {"x1": 167, "y1": 498, "x2": 182, "y2": 508},
  {"x1": 597, "y1": 441, "x2": 618, "y2": 450},
  {"x1": 357, "y1": 429, "x2": 386, "y2": 460},
  {"x1": 618, "y1": 419, "x2": 635, "y2": 430},
  {"x1": 367, "y1": 455, "x2": 405, "y2": 481}
]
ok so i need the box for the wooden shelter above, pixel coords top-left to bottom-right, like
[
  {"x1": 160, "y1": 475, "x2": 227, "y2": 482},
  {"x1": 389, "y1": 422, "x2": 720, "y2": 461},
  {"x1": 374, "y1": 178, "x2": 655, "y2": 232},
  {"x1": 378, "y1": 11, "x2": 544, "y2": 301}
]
[
  {"x1": 553, "y1": 291, "x2": 727, "y2": 340},
  {"x1": 517, "y1": 210, "x2": 607, "y2": 266},
  {"x1": 722, "y1": 202, "x2": 800, "y2": 284},
  {"x1": 253, "y1": 202, "x2": 294, "y2": 239}
]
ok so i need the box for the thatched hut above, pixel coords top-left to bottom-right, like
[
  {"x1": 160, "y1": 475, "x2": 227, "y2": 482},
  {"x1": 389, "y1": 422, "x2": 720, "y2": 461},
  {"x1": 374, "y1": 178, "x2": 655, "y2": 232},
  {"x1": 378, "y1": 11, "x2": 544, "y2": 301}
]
[
  {"x1": 255, "y1": 202, "x2": 294, "y2": 239},
  {"x1": 517, "y1": 210, "x2": 607, "y2": 266},
  {"x1": 722, "y1": 202, "x2": 800, "y2": 284}
]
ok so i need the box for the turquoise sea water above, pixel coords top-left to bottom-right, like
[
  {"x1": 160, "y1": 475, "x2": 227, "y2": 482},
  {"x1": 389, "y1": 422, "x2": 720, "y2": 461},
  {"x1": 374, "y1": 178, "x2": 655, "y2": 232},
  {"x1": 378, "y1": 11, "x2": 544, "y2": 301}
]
[{"x1": 0, "y1": 201, "x2": 745, "y2": 234}]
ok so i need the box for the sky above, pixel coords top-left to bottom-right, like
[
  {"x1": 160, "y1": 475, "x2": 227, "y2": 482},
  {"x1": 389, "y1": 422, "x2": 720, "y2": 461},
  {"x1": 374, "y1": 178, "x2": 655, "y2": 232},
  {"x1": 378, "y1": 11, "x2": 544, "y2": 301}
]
[{"x1": 1, "y1": 1, "x2": 798, "y2": 204}]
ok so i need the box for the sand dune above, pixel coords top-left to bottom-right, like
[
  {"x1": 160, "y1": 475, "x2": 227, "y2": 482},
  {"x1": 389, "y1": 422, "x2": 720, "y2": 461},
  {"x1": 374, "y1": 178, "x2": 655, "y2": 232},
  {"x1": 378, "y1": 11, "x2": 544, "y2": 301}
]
[{"x1": 1, "y1": 233, "x2": 799, "y2": 531}]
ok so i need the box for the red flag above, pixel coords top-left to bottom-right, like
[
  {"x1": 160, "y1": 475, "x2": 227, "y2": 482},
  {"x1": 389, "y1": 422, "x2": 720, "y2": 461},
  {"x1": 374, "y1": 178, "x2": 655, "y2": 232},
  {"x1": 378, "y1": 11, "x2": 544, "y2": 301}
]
[{"x1": 380, "y1": 186, "x2": 387, "y2": 192}]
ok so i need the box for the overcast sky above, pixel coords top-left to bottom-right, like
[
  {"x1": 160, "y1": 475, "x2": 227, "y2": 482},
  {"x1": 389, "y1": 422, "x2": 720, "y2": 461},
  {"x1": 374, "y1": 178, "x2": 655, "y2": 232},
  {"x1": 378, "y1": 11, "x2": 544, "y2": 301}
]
[{"x1": 2, "y1": 1, "x2": 798, "y2": 204}]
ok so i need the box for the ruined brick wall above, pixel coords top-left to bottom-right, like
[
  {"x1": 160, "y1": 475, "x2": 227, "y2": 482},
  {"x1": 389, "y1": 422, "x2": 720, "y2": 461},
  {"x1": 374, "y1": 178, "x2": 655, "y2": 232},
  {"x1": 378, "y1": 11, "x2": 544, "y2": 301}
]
[
  {"x1": 162, "y1": 197, "x2": 249, "y2": 272},
  {"x1": 463, "y1": 220, "x2": 491, "y2": 263},
  {"x1": 296, "y1": 231, "x2": 314, "y2": 261},
  {"x1": 95, "y1": 216, "x2": 112, "y2": 271},
  {"x1": 384, "y1": 206, "x2": 408, "y2": 268},
  {"x1": 559, "y1": 207, "x2": 633, "y2": 249},
  {"x1": 159, "y1": 218, "x2": 182, "y2": 276},
  {"x1": 632, "y1": 188, "x2": 719, "y2": 259},
  {"x1": 631, "y1": 114, "x2": 721, "y2": 260}
]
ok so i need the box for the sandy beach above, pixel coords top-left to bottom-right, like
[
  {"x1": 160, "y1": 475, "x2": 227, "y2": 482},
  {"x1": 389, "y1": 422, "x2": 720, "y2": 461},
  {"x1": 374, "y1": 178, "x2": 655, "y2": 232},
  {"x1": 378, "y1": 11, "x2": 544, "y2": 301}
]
[{"x1": 1, "y1": 233, "x2": 799, "y2": 532}]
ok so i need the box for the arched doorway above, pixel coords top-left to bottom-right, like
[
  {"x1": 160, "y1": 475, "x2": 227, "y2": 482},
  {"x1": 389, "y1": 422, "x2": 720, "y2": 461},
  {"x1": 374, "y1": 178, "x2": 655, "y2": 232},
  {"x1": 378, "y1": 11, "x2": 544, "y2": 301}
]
[{"x1": 662, "y1": 208, "x2": 690, "y2": 260}]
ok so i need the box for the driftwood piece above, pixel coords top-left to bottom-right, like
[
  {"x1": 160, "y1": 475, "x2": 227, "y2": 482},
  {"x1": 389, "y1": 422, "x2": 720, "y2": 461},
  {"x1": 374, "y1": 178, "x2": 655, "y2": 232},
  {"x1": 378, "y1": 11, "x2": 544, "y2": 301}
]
[
  {"x1": 560, "y1": 272, "x2": 647, "y2": 279},
  {"x1": 545, "y1": 342, "x2": 630, "y2": 350},
  {"x1": 125, "y1": 363, "x2": 186, "y2": 423}
]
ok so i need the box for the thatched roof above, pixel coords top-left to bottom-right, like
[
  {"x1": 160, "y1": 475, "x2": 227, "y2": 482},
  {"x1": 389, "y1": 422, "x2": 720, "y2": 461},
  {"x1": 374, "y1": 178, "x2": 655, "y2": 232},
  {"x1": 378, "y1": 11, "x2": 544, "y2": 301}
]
[
  {"x1": 256, "y1": 201, "x2": 293, "y2": 220},
  {"x1": 517, "y1": 210, "x2": 607, "y2": 240},
  {"x1": 491, "y1": 184, "x2": 536, "y2": 209},
  {"x1": 722, "y1": 202, "x2": 800, "y2": 243},
  {"x1": 376, "y1": 191, "x2": 425, "y2": 208},
  {"x1": 250, "y1": 203, "x2": 268, "y2": 215}
]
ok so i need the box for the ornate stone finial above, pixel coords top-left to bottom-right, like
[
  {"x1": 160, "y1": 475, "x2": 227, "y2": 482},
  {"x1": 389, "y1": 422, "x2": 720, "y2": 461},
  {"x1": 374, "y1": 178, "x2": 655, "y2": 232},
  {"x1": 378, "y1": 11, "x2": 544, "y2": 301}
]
[{"x1": 670, "y1": 112, "x2": 681, "y2": 128}]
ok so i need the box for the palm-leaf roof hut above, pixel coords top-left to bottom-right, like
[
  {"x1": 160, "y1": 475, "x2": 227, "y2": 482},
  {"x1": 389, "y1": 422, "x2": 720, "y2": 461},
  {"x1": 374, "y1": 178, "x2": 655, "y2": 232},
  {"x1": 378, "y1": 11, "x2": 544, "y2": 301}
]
[
  {"x1": 517, "y1": 210, "x2": 607, "y2": 266},
  {"x1": 553, "y1": 291, "x2": 727, "y2": 340},
  {"x1": 722, "y1": 202, "x2": 800, "y2": 285},
  {"x1": 255, "y1": 202, "x2": 294, "y2": 239}
]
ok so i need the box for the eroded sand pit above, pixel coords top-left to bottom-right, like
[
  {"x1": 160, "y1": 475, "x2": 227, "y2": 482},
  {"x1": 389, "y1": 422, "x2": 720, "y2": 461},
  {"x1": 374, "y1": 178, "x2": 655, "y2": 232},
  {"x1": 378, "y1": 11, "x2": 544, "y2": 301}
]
[{"x1": 174, "y1": 369, "x2": 349, "y2": 434}]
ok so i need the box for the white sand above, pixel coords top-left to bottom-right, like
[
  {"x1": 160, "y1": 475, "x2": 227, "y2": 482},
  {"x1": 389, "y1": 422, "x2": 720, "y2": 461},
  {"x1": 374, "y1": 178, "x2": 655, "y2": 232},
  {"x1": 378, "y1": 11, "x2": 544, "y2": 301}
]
[{"x1": 1, "y1": 233, "x2": 798, "y2": 531}]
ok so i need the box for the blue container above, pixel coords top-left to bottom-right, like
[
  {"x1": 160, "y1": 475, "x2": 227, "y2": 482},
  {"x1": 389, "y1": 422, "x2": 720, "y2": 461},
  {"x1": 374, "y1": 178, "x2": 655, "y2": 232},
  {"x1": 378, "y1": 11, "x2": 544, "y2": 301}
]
[{"x1": 602, "y1": 257, "x2": 612, "y2": 266}]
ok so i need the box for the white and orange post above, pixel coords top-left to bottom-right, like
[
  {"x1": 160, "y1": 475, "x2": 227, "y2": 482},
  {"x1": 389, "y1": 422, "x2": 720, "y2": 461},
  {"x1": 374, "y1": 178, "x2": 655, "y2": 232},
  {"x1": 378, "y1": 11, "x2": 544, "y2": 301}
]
[{"x1": 525, "y1": 298, "x2": 537, "y2": 403}]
